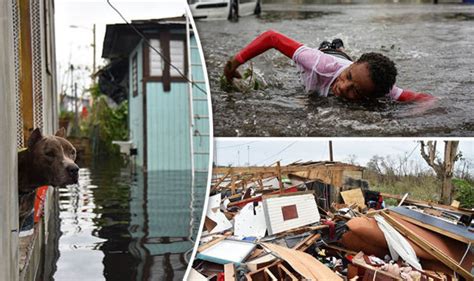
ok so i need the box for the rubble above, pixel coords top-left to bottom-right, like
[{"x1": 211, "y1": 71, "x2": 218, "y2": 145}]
[{"x1": 191, "y1": 162, "x2": 474, "y2": 280}]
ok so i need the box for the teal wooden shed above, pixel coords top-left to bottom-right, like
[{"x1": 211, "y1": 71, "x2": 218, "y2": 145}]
[{"x1": 102, "y1": 16, "x2": 210, "y2": 174}]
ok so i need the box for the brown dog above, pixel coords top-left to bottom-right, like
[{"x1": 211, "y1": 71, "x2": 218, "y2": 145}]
[{"x1": 18, "y1": 128, "x2": 79, "y2": 227}]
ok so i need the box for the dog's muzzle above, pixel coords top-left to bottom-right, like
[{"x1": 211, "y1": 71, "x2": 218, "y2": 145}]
[{"x1": 67, "y1": 163, "x2": 80, "y2": 184}]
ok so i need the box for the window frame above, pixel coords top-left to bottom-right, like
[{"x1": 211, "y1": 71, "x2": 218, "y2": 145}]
[
  {"x1": 132, "y1": 53, "x2": 138, "y2": 97},
  {"x1": 143, "y1": 32, "x2": 188, "y2": 83}
]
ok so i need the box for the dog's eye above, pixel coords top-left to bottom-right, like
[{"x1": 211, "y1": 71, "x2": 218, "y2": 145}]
[{"x1": 46, "y1": 151, "x2": 55, "y2": 157}]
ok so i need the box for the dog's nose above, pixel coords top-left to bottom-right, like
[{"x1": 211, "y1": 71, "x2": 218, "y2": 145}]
[{"x1": 67, "y1": 165, "x2": 79, "y2": 178}]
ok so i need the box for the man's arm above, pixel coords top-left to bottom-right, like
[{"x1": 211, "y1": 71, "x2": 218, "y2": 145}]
[
  {"x1": 389, "y1": 86, "x2": 435, "y2": 102},
  {"x1": 224, "y1": 30, "x2": 303, "y2": 82},
  {"x1": 397, "y1": 89, "x2": 435, "y2": 102}
]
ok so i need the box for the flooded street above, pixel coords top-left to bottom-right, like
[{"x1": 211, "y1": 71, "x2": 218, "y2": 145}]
[
  {"x1": 197, "y1": 2, "x2": 474, "y2": 136},
  {"x1": 48, "y1": 157, "x2": 207, "y2": 281}
]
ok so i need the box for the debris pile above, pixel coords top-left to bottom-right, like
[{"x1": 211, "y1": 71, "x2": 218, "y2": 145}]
[{"x1": 190, "y1": 162, "x2": 474, "y2": 280}]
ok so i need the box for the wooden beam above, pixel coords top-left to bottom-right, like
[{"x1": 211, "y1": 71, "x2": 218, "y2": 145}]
[
  {"x1": 324, "y1": 244, "x2": 358, "y2": 256},
  {"x1": 292, "y1": 233, "x2": 321, "y2": 252},
  {"x1": 264, "y1": 268, "x2": 277, "y2": 281},
  {"x1": 19, "y1": 0, "x2": 34, "y2": 143},
  {"x1": 197, "y1": 235, "x2": 227, "y2": 253},
  {"x1": 224, "y1": 263, "x2": 235, "y2": 281},
  {"x1": 230, "y1": 176, "x2": 236, "y2": 195},
  {"x1": 381, "y1": 212, "x2": 473, "y2": 280},
  {"x1": 277, "y1": 161, "x2": 283, "y2": 192},
  {"x1": 212, "y1": 170, "x2": 232, "y2": 189},
  {"x1": 277, "y1": 264, "x2": 298, "y2": 281},
  {"x1": 214, "y1": 164, "x2": 364, "y2": 175},
  {"x1": 380, "y1": 193, "x2": 473, "y2": 215}
]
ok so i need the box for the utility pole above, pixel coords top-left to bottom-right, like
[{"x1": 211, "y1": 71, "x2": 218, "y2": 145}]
[
  {"x1": 247, "y1": 145, "x2": 250, "y2": 166},
  {"x1": 329, "y1": 141, "x2": 334, "y2": 161},
  {"x1": 92, "y1": 24, "x2": 96, "y2": 77}
]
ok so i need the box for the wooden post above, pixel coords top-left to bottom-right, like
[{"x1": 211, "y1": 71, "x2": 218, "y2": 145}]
[
  {"x1": 19, "y1": 0, "x2": 34, "y2": 144},
  {"x1": 231, "y1": 176, "x2": 236, "y2": 195},
  {"x1": 277, "y1": 161, "x2": 283, "y2": 192}
]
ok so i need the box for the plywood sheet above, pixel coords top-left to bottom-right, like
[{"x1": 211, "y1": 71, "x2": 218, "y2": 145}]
[
  {"x1": 262, "y1": 194, "x2": 320, "y2": 235},
  {"x1": 262, "y1": 243, "x2": 342, "y2": 280},
  {"x1": 340, "y1": 188, "x2": 366, "y2": 209}
]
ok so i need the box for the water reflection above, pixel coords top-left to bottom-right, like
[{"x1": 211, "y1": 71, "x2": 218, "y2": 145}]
[{"x1": 49, "y1": 157, "x2": 206, "y2": 280}]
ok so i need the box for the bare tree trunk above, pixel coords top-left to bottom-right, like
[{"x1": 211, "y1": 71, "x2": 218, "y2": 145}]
[
  {"x1": 420, "y1": 141, "x2": 460, "y2": 205},
  {"x1": 442, "y1": 141, "x2": 459, "y2": 204}
]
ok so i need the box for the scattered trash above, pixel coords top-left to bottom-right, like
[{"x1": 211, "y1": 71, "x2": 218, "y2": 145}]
[{"x1": 191, "y1": 161, "x2": 474, "y2": 280}]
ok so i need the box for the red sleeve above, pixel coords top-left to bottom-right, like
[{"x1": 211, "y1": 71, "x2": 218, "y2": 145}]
[
  {"x1": 234, "y1": 30, "x2": 303, "y2": 64},
  {"x1": 397, "y1": 89, "x2": 435, "y2": 102}
]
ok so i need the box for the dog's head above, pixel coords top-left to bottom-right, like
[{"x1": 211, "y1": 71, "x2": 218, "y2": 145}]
[{"x1": 27, "y1": 128, "x2": 79, "y2": 186}]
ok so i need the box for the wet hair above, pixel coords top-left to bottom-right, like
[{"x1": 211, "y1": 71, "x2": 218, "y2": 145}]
[{"x1": 356, "y1": 52, "x2": 397, "y2": 98}]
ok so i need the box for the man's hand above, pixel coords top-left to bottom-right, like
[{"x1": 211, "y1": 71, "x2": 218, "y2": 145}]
[{"x1": 224, "y1": 58, "x2": 242, "y2": 83}]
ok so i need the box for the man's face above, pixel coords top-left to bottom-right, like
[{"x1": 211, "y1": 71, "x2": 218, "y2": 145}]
[{"x1": 331, "y1": 62, "x2": 376, "y2": 101}]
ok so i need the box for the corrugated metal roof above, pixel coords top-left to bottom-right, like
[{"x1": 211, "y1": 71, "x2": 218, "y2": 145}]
[{"x1": 102, "y1": 16, "x2": 189, "y2": 59}]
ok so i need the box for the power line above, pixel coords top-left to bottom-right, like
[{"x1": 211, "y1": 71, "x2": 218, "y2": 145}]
[
  {"x1": 254, "y1": 141, "x2": 297, "y2": 166},
  {"x1": 106, "y1": 0, "x2": 208, "y2": 95},
  {"x1": 216, "y1": 141, "x2": 257, "y2": 149}
]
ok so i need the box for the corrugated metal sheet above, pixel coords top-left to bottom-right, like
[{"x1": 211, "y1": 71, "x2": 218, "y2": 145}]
[
  {"x1": 129, "y1": 42, "x2": 144, "y2": 166},
  {"x1": 262, "y1": 194, "x2": 320, "y2": 235},
  {"x1": 146, "y1": 82, "x2": 191, "y2": 171}
]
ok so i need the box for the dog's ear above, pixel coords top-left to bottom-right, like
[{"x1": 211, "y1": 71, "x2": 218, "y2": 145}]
[
  {"x1": 55, "y1": 127, "x2": 66, "y2": 138},
  {"x1": 28, "y1": 128, "x2": 43, "y2": 149}
]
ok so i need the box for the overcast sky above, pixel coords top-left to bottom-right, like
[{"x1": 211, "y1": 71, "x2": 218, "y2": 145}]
[
  {"x1": 55, "y1": 0, "x2": 186, "y2": 96},
  {"x1": 214, "y1": 138, "x2": 474, "y2": 173}
]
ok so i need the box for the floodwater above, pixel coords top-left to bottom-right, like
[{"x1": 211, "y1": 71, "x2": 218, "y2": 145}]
[
  {"x1": 197, "y1": 1, "x2": 474, "y2": 136},
  {"x1": 45, "y1": 157, "x2": 207, "y2": 281}
]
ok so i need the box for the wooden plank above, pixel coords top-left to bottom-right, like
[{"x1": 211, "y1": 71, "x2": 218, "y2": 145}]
[
  {"x1": 214, "y1": 164, "x2": 363, "y2": 176},
  {"x1": 230, "y1": 176, "x2": 236, "y2": 195},
  {"x1": 292, "y1": 233, "x2": 321, "y2": 252},
  {"x1": 197, "y1": 235, "x2": 227, "y2": 253},
  {"x1": 264, "y1": 268, "x2": 277, "y2": 281},
  {"x1": 19, "y1": 0, "x2": 34, "y2": 143},
  {"x1": 227, "y1": 186, "x2": 299, "y2": 208},
  {"x1": 246, "y1": 261, "x2": 281, "y2": 281},
  {"x1": 324, "y1": 244, "x2": 358, "y2": 256},
  {"x1": 277, "y1": 161, "x2": 283, "y2": 192},
  {"x1": 261, "y1": 243, "x2": 342, "y2": 280},
  {"x1": 277, "y1": 264, "x2": 298, "y2": 281},
  {"x1": 381, "y1": 212, "x2": 473, "y2": 280},
  {"x1": 224, "y1": 263, "x2": 235, "y2": 281},
  {"x1": 380, "y1": 192, "x2": 473, "y2": 215},
  {"x1": 212, "y1": 170, "x2": 232, "y2": 190}
]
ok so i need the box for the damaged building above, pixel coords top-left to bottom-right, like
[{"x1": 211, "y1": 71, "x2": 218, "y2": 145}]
[{"x1": 190, "y1": 161, "x2": 474, "y2": 280}]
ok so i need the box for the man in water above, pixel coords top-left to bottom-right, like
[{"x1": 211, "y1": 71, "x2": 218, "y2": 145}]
[{"x1": 224, "y1": 30, "x2": 434, "y2": 102}]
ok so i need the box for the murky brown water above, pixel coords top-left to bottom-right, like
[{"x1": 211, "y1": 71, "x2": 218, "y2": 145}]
[
  {"x1": 197, "y1": 2, "x2": 474, "y2": 136},
  {"x1": 47, "y1": 157, "x2": 206, "y2": 281}
]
